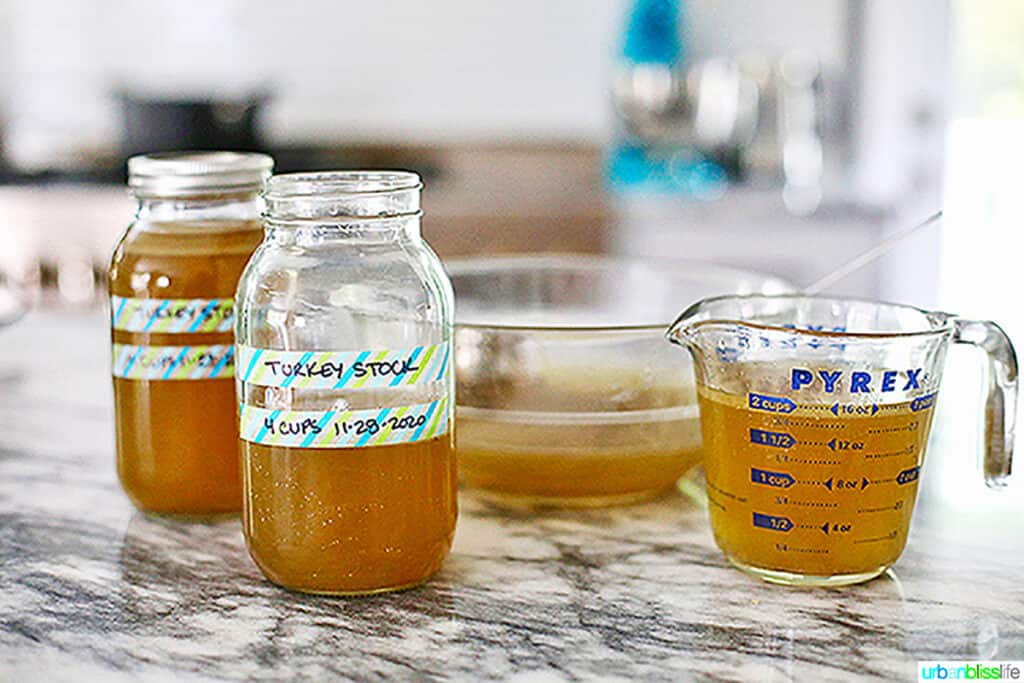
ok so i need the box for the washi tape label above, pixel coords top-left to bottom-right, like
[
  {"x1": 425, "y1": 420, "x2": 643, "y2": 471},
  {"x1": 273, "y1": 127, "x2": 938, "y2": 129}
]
[
  {"x1": 112, "y1": 344, "x2": 235, "y2": 380},
  {"x1": 111, "y1": 296, "x2": 235, "y2": 333},
  {"x1": 239, "y1": 398, "x2": 449, "y2": 448},
  {"x1": 236, "y1": 343, "x2": 450, "y2": 390}
]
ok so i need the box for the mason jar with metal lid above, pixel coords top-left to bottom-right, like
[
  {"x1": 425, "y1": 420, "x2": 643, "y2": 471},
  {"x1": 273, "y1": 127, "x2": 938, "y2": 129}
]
[
  {"x1": 234, "y1": 170, "x2": 456, "y2": 595},
  {"x1": 109, "y1": 151, "x2": 273, "y2": 516}
]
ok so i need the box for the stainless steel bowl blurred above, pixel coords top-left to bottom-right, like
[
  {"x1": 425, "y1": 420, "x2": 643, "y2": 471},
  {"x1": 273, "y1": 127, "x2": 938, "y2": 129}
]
[{"x1": 612, "y1": 57, "x2": 760, "y2": 156}]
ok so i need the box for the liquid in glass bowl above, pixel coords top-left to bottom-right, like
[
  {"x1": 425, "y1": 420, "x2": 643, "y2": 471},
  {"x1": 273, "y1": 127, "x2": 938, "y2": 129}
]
[{"x1": 451, "y1": 255, "x2": 792, "y2": 507}]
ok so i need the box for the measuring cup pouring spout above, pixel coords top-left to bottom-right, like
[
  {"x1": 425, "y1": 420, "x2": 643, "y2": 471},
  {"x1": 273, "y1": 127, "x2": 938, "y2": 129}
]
[
  {"x1": 664, "y1": 294, "x2": 1018, "y2": 586},
  {"x1": 666, "y1": 299, "x2": 707, "y2": 349}
]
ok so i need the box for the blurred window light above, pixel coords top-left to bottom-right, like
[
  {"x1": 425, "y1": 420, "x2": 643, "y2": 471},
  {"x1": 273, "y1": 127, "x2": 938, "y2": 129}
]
[
  {"x1": 954, "y1": 0, "x2": 1024, "y2": 118},
  {"x1": 932, "y1": 0, "x2": 1024, "y2": 511}
]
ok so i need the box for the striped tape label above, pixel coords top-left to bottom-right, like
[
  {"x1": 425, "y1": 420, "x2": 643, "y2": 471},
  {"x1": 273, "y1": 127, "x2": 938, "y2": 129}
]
[
  {"x1": 112, "y1": 344, "x2": 235, "y2": 380},
  {"x1": 110, "y1": 296, "x2": 235, "y2": 333},
  {"x1": 236, "y1": 343, "x2": 451, "y2": 390},
  {"x1": 239, "y1": 398, "x2": 450, "y2": 448}
]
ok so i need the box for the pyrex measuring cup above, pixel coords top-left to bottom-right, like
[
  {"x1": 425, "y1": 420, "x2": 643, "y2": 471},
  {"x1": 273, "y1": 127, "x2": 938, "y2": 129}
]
[{"x1": 667, "y1": 295, "x2": 1017, "y2": 586}]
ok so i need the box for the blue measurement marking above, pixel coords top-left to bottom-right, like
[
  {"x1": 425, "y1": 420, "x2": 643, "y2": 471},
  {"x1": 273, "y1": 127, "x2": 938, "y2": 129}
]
[
  {"x1": 826, "y1": 438, "x2": 867, "y2": 452},
  {"x1": 750, "y1": 467, "x2": 795, "y2": 488},
  {"x1": 752, "y1": 513, "x2": 793, "y2": 532},
  {"x1": 897, "y1": 466, "x2": 920, "y2": 485},
  {"x1": 823, "y1": 477, "x2": 869, "y2": 491},
  {"x1": 831, "y1": 402, "x2": 878, "y2": 416},
  {"x1": 749, "y1": 428, "x2": 795, "y2": 449},
  {"x1": 910, "y1": 393, "x2": 937, "y2": 412},
  {"x1": 716, "y1": 346, "x2": 741, "y2": 362},
  {"x1": 748, "y1": 393, "x2": 796, "y2": 414}
]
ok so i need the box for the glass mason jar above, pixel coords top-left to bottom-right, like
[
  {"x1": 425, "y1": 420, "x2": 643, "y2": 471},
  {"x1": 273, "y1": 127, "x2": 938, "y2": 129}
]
[
  {"x1": 235, "y1": 171, "x2": 457, "y2": 595},
  {"x1": 109, "y1": 151, "x2": 273, "y2": 516}
]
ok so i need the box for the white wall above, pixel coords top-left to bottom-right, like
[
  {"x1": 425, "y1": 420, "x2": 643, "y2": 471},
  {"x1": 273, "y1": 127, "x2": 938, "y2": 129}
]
[{"x1": 1, "y1": 0, "x2": 851, "y2": 166}]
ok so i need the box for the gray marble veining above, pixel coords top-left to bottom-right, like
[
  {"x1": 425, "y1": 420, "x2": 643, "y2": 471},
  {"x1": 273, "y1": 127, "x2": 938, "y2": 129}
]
[{"x1": 1, "y1": 312, "x2": 1022, "y2": 682}]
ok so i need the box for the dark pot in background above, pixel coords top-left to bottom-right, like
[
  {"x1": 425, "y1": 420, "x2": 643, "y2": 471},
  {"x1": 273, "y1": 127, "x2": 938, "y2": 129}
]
[{"x1": 117, "y1": 91, "x2": 269, "y2": 159}]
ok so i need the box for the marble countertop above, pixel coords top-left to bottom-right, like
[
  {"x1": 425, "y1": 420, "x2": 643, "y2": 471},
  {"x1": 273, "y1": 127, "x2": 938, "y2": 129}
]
[{"x1": 1, "y1": 311, "x2": 1023, "y2": 682}]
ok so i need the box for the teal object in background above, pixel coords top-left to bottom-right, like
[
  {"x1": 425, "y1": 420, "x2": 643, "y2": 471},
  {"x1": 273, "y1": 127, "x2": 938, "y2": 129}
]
[
  {"x1": 607, "y1": 145, "x2": 726, "y2": 199},
  {"x1": 621, "y1": 0, "x2": 684, "y2": 65},
  {"x1": 609, "y1": 0, "x2": 727, "y2": 197}
]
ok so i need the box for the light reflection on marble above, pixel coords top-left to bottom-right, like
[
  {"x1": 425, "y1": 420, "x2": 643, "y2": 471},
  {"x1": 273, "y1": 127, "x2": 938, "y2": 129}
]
[{"x1": 1, "y1": 312, "x2": 1023, "y2": 682}]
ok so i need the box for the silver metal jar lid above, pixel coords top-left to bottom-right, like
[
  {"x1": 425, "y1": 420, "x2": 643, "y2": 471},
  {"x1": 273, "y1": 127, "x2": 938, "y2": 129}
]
[{"x1": 127, "y1": 151, "x2": 274, "y2": 196}]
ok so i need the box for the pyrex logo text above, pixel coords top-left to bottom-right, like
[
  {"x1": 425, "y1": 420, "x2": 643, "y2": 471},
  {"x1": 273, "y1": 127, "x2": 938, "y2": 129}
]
[{"x1": 791, "y1": 368, "x2": 923, "y2": 394}]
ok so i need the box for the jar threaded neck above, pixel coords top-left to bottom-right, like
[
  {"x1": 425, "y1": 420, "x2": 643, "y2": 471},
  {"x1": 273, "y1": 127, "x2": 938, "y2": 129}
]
[{"x1": 264, "y1": 171, "x2": 421, "y2": 223}]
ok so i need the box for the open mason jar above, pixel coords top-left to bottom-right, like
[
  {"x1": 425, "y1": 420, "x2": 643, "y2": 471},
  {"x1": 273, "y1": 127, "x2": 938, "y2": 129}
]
[{"x1": 235, "y1": 171, "x2": 456, "y2": 595}]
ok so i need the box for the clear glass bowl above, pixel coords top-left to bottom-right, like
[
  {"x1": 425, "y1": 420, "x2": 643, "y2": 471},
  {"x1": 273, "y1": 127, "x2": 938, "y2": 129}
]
[{"x1": 451, "y1": 254, "x2": 793, "y2": 507}]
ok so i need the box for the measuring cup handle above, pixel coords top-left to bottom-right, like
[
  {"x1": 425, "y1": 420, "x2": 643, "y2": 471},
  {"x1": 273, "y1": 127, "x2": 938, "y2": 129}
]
[{"x1": 952, "y1": 318, "x2": 1019, "y2": 487}]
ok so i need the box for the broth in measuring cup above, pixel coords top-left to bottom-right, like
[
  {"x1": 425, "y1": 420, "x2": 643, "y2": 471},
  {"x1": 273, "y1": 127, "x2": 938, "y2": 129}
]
[
  {"x1": 669, "y1": 293, "x2": 1017, "y2": 586},
  {"x1": 697, "y1": 383, "x2": 934, "y2": 580}
]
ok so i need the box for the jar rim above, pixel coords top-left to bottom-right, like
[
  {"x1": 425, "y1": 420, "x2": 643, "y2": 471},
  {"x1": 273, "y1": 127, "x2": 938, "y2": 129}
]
[{"x1": 264, "y1": 171, "x2": 422, "y2": 200}]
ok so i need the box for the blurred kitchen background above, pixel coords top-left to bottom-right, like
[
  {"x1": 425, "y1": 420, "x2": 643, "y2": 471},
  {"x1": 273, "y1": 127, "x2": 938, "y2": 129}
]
[
  {"x1": 0, "y1": 0, "x2": 1020, "y2": 506},
  {"x1": 0, "y1": 0, "x2": 1014, "y2": 304}
]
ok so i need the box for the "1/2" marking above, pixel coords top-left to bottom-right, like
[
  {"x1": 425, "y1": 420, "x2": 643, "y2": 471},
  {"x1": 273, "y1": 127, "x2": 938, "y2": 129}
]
[{"x1": 752, "y1": 512, "x2": 793, "y2": 532}]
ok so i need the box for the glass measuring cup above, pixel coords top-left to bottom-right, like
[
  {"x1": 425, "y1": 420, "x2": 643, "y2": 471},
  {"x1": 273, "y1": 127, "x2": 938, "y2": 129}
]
[{"x1": 667, "y1": 295, "x2": 1017, "y2": 586}]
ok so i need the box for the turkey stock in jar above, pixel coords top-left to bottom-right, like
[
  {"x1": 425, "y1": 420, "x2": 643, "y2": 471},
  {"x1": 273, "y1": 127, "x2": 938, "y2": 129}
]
[
  {"x1": 234, "y1": 171, "x2": 456, "y2": 595},
  {"x1": 110, "y1": 151, "x2": 273, "y2": 516}
]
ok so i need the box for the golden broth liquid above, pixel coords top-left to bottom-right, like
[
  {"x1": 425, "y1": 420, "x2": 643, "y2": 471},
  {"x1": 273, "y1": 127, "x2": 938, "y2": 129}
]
[
  {"x1": 241, "y1": 435, "x2": 457, "y2": 595},
  {"x1": 457, "y1": 380, "x2": 702, "y2": 506},
  {"x1": 110, "y1": 221, "x2": 262, "y2": 515},
  {"x1": 697, "y1": 384, "x2": 935, "y2": 578}
]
